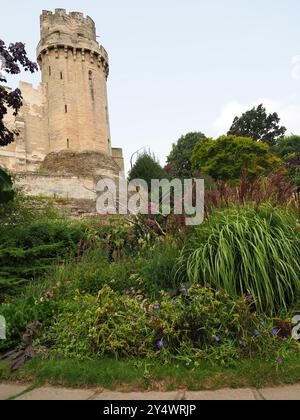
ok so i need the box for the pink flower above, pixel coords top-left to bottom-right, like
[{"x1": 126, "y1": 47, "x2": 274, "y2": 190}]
[{"x1": 148, "y1": 203, "x2": 156, "y2": 213}]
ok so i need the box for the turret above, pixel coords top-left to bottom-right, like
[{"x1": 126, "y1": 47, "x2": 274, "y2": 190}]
[{"x1": 36, "y1": 9, "x2": 111, "y2": 154}]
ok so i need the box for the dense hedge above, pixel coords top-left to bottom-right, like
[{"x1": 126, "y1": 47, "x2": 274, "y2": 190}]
[{"x1": 0, "y1": 196, "x2": 86, "y2": 296}]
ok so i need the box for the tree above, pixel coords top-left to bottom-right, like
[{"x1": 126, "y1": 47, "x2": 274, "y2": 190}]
[
  {"x1": 0, "y1": 39, "x2": 38, "y2": 146},
  {"x1": 192, "y1": 135, "x2": 280, "y2": 183},
  {"x1": 227, "y1": 104, "x2": 286, "y2": 146},
  {"x1": 128, "y1": 152, "x2": 168, "y2": 186},
  {"x1": 271, "y1": 135, "x2": 300, "y2": 158},
  {"x1": 0, "y1": 39, "x2": 37, "y2": 203},
  {"x1": 285, "y1": 153, "x2": 300, "y2": 188},
  {"x1": 167, "y1": 132, "x2": 206, "y2": 178},
  {"x1": 271, "y1": 136, "x2": 300, "y2": 188}
]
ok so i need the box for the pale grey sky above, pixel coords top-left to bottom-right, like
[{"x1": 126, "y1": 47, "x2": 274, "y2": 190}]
[{"x1": 1, "y1": 0, "x2": 300, "y2": 170}]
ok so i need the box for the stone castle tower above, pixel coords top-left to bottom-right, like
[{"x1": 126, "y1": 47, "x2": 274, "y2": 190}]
[{"x1": 0, "y1": 9, "x2": 124, "y2": 176}]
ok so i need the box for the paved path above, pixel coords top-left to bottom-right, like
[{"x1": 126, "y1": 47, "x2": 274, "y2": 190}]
[{"x1": 1, "y1": 383, "x2": 300, "y2": 400}]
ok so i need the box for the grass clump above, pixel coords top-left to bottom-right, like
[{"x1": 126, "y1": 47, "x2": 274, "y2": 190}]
[{"x1": 177, "y1": 204, "x2": 300, "y2": 314}]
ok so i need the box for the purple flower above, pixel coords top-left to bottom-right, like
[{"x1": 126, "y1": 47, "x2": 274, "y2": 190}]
[
  {"x1": 180, "y1": 287, "x2": 187, "y2": 294},
  {"x1": 156, "y1": 339, "x2": 164, "y2": 350},
  {"x1": 277, "y1": 358, "x2": 283, "y2": 365},
  {"x1": 272, "y1": 328, "x2": 279, "y2": 336},
  {"x1": 246, "y1": 293, "x2": 253, "y2": 302},
  {"x1": 153, "y1": 305, "x2": 160, "y2": 310},
  {"x1": 254, "y1": 330, "x2": 260, "y2": 337},
  {"x1": 214, "y1": 336, "x2": 221, "y2": 344}
]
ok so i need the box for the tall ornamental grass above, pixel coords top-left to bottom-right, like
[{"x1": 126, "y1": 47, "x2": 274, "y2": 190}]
[{"x1": 177, "y1": 204, "x2": 300, "y2": 314}]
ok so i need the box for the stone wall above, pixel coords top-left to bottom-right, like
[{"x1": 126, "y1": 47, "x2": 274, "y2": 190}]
[
  {"x1": 15, "y1": 172, "x2": 97, "y2": 201},
  {"x1": 0, "y1": 82, "x2": 47, "y2": 172}
]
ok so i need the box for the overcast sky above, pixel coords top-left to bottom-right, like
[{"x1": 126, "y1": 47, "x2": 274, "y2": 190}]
[{"x1": 1, "y1": 0, "x2": 300, "y2": 170}]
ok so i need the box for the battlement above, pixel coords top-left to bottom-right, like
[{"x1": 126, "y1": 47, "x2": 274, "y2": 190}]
[
  {"x1": 42, "y1": 9, "x2": 94, "y2": 24},
  {"x1": 40, "y1": 9, "x2": 96, "y2": 42}
]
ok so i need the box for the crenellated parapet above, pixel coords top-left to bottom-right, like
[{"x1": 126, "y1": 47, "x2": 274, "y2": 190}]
[
  {"x1": 37, "y1": 9, "x2": 109, "y2": 77},
  {"x1": 40, "y1": 9, "x2": 96, "y2": 40}
]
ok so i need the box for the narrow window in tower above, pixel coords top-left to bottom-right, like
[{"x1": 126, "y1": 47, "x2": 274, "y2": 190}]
[
  {"x1": 65, "y1": 105, "x2": 68, "y2": 113},
  {"x1": 60, "y1": 72, "x2": 63, "y2": 80},
  {"x1": 89, "y1": 70, "x2": 95, "y2": 102},
  {"x1": 67, "y1": 139, "x2": 70, "y2": 149},
  {"x1": 49, "y1": 66, "x2": 51, "y2": 76}
]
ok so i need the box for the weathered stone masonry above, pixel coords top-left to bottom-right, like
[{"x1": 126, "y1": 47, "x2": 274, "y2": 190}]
[{"x1": 0, "y1": 9, "x2": 124, "y2": 200}]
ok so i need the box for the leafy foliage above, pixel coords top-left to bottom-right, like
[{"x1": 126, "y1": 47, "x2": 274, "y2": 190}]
[
  {"x1": 227, "y1": 104, "x2": 286, "y2": 146},
  {"x1": 37, "y1": 285, "x2": 293, "y2": 364},
  {"x1": 285, "y1": 153, "x2": 300, "y2": 187},
  {"x1": 272, "y1": 135, "x2": 300, "y2": 158},
  {"x1": 192, "y1": 135, "x2": 280, "y2": 183},
  {"x1": 271, "y1": 136, "x2": 300, "y2": 187},
  {"x1": 0, "y1": 39, "x2": 38, "y2": 147},
  {"x1": 0, "y1": 195, "x2": 298, "y2": 368},
  {"x1": 45, "y1": 241, "x2": 180, "y2": 298},
  {"x1": 137, "y1": 244, "x2": 180, "y2": 295},
  {"x1": 166, "y1": 132, "x2": 206, "y2": 178},
  {"x1": 0, "y1": 198, "x2": 85, "y2": 296},
  {"x1": 80, "y1": 216, "x2": 161, "y2": 260},
  {"x1": 128, "y1": 152, "x2": 168, "y2": 185},
  {"x1": 51, "y1": 250, "x2": 142, "y2": 296},
  {"x1": 0, "y1": 167, "x2": 14, "y2": 203},
  {"x1": 177, "y1": 204, "x2": 300, "y2": 314}
]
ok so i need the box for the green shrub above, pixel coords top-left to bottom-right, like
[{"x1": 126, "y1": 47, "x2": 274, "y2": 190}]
[
  {"x1": 38, "y1": 285, "x2": 294, "y2": 365},
  {"x1": 49, "y1": 243, "x2": 180, "y2": 297},
  {"x1": 177, "y1": 204, "x2": 300, "y2": 314},
  {"x1": 52, "y1": 250, "x2": 144, "y2": 295},
  {"x1": 39, "y1": 286, "x2": 157, "y2": 360},
  {"x1": 81, "y1": 216, "x2": 164, "y2": 261},
  {"x1": 0, "y1": 167, "x2": 14, "y2": 204},
  {"x1": 0, "y1": 194, "x2": 88, "y2": 296},
  {"x1": 0, "y1": 239, "x2": 180, "y2": 351},
  {"x1": 0, "y1": 194, "x2": 58, "y2": 226},
  {"x1": 139, "y1": 244, "x2": 180, "y2": 295},
  {"x1": 0, "y1": 277, "x2": 69, "y2": 352},
  {"x1": 0, "y1": 218, "x2": 85, "y2": 296}
]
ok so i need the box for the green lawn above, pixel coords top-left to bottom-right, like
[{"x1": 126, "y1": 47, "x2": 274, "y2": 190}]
[{"x1": 1, "y1": 354, "x2": 300, "y2": 391}]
